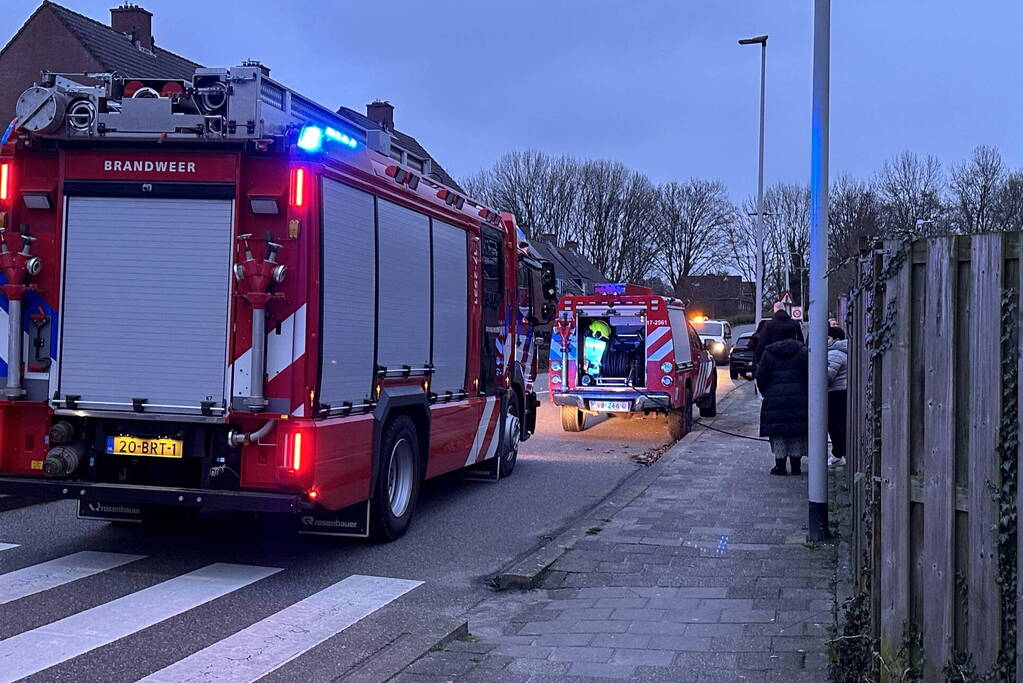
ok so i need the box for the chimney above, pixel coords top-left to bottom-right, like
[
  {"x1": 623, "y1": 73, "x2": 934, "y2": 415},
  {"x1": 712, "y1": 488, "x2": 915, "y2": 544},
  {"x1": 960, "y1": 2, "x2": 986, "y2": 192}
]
[
  {"x1": 564, "y1": 240, "x2": 579, "y2": 252},
  {"x1": 366, "y1": 100, "x2": 394, "y2": 130},
  {"x1": 540, "y1": 233, "x2": 556, "y2": 244},
  {"x1": 110, "y1": 3, "x2": 153, "y2": 50}
]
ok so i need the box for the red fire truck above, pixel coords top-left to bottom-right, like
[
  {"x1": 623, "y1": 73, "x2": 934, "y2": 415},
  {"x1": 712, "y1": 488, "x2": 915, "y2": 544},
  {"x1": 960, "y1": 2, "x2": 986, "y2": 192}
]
[
  {"x1": 548, "y1": 283, "x2": 717, "y2": 438},
  {"x1": 0, "y1": 64, "x2": 556, "y2": 540}
]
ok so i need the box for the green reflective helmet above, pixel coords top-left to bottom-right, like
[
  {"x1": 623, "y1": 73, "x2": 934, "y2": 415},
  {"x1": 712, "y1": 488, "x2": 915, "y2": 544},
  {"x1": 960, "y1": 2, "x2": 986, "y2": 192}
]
[{"x1": 588, "y1": 320, "x2": 612, "y2": 340}]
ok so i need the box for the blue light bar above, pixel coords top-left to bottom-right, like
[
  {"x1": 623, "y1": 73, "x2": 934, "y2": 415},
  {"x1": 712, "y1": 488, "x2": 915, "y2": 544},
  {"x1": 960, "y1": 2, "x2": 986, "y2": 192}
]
[
  {"x1": 324, "y1": 126, "x2": 358, "y2": 149},
  {"x1": 594, "y1": 283, "x2": 627, "y2": 295},
  {"x1": 297, "y1": 125, "x2": 324, "y2": 152}
]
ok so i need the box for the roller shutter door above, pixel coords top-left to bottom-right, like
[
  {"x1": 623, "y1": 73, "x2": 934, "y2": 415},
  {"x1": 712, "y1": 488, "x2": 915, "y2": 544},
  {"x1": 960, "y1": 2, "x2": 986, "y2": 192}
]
[
  {"x1": 58, "y1": 197, "x2": 233, "y2": 415},
  {"x1": 319, "y1": 179, "x2": 376, "y2": 407},
  {"x1": 377, "y1": 199, "x2": 430, "y2": 370},
  {"x1": 431, "y1": 220, "x2": 468, "y2": 394}
]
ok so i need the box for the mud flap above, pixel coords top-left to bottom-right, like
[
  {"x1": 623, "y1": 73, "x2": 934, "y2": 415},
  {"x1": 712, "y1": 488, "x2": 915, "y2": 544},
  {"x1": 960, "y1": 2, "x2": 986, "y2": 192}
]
[
  {"x1": 78, "y1": 500, "x2": 145, "y2": 523},
  {"x1": 296, "y1": 500, "x2": 370, "y2": 538}
]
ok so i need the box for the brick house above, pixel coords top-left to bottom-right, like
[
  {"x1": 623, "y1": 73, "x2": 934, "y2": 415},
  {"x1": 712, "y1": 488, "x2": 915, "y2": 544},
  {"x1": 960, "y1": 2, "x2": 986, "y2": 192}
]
[
  {"x1": 529, "y1": 234, "x2": 607, "y2": 296},
  {"x1": 674, "y1": 275, "x2": 754, "y2": 319},
  {"x1": 0, "y1": 2, "x2": 460, "y2": 190}
]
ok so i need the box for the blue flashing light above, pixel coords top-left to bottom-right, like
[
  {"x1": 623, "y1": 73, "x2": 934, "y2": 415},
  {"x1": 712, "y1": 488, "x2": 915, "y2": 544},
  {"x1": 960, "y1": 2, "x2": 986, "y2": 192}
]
[
  {"x1": 594, "y1": 282, "x2": 627, "y2": 295},
  {"x1": 324, "y1": 126, "x2": 358, "y2": 149},
  {"x1": 297, "y1": 125, "x2": 324, "y2": 152}
]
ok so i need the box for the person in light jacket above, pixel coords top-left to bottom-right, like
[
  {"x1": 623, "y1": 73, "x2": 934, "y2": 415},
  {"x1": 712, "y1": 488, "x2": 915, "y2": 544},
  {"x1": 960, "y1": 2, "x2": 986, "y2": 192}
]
[
  {"x1": 826, "y1": 326, "x2": 849, "y2": 467},
  {"x1": 755, "y1": 327, "x2": 808, "y2": 476}
]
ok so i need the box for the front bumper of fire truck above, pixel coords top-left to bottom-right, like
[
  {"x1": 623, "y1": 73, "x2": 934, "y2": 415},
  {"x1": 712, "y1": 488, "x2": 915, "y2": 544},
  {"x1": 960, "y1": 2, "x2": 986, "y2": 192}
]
[
  {"x1": 551, "y1": 391, "x2": 671, "y2": 412},
  {"x1": 0, "y1": 477, "x2": 307, "y2": 514}
]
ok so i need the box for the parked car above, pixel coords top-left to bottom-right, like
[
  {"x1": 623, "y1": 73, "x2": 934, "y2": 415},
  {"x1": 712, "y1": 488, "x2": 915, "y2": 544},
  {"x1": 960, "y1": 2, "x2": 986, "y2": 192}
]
[
  {"x1": 691, "y1": 317, "x2": 732, "y2": 364},
  {"x1": 729, "y1": 333, "x2": 755, "y2": 379}
]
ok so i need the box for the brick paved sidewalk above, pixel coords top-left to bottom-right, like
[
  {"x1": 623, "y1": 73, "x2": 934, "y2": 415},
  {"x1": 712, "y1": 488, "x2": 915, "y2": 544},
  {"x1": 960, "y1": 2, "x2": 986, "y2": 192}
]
[{"x1": 396, "y1": 383, "x2": 837, "y2": 682}]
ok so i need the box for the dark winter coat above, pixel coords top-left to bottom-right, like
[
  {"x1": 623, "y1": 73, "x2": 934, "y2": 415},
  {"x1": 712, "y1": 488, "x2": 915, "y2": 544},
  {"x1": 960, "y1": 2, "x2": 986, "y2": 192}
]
[
  {"x1": 753, "y1": 310, "x2": 805, "y2": 363},
  {"x1": 756, "y1": 338, "x2": 809, "y2": 438}
]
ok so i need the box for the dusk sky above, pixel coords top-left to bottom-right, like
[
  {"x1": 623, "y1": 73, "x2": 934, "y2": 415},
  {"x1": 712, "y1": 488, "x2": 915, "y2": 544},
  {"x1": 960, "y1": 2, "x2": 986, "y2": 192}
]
[{"x1": 3, "y1": 1, "x2": 1021, "y2": 202}]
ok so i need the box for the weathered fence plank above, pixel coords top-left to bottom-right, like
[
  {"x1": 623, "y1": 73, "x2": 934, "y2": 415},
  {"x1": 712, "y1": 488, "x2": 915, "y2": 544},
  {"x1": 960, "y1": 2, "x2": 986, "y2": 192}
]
[
  {"x1": 967, "y1": 232, "x2": 1002, "y2": 671},
  {"x1": 880, "y1": 242, "x2": 911, "y2": 658},
  {"x1": 921, "y1": 237, "x2": 955, "y2": 678},
  {"x1": 1018, "y1": 232, "x2": 1023, "y2": 683}
]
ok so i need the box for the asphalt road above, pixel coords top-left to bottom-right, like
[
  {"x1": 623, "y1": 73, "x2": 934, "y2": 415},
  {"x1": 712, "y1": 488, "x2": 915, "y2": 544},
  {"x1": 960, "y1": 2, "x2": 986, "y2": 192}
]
[{"x1": 0, "y1": 368, "x2": 740, "y2": 682}]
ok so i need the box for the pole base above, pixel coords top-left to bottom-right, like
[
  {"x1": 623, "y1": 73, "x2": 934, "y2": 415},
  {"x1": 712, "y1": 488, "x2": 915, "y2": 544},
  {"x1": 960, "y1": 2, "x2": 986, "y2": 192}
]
[
  {"x1": 808, "y1": 501, "x2": 831, "y2": 542},
  {"x1": 244, "y1": 397, "x2": 267, "y2": 412},
  {"x1": 3, "y1": 386, "x2": 25, "y2": 400}
]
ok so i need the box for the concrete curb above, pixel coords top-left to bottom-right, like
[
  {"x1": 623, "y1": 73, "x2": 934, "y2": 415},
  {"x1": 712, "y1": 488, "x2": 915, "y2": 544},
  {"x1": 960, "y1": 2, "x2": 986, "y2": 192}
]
[
  {"x1": 340, "y1": 618, "x2": 469, "y2": 683},
  {"x1": 492, "y1": 379, "x2": 755, "y2": 591}
]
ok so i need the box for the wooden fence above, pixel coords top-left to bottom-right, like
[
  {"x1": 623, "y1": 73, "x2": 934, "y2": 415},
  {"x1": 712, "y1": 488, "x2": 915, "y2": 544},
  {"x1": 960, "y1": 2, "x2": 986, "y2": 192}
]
[{"x1": 846, "y1": 232, "x2": 1020, "y2": 680}]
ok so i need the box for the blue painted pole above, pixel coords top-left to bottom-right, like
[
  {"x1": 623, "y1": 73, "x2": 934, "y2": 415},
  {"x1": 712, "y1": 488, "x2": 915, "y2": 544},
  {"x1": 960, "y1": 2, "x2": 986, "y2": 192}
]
[{"x1": 808, "y1": 0, "x2": 831, "y2": 541}]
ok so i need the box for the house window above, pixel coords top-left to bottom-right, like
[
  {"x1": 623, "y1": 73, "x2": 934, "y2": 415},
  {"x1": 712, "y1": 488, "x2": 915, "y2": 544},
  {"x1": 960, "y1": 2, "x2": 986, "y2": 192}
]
[
  {"x1": 407, "y1": 155, "x2": 425, "y2": 173},
  {"x1": 389, "y1": 146, "x2": 404, "y2": 163}
]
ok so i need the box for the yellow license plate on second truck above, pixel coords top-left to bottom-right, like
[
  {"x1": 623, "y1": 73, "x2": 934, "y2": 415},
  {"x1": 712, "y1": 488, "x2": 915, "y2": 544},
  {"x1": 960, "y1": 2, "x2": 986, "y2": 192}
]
[{"x1": 106, "y1": 436, "x2": 184, "y2": 458}]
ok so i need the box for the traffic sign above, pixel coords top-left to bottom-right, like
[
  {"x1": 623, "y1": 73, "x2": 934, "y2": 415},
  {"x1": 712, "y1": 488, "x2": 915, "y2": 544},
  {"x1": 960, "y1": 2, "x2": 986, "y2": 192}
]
[
  {"x1": 791, "y1": 306, "x2": 804, "y2": 320},
  {"x1": 780, "y1": 290, "x2": 794, "y2": 306}
]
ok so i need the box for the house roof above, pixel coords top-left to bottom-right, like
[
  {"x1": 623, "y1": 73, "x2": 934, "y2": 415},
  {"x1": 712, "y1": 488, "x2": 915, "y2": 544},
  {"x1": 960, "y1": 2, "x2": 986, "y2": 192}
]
[
  {"x1": 530, "y1": 239, "x2": 607, "y2": 294},
  {"x1": 40, "y1": 1, "x2": 200, "y2": 79},
  {"x1": 336, "y1": 105, "x2": 462, "y2": 193}
]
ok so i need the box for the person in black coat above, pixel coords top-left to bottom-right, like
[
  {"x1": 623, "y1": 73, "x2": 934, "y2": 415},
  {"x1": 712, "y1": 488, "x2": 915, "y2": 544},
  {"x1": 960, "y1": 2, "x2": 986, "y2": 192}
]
[
  {"x1": 755, "y1": 331, "x2": 808, "y2": 476},
  {"x1": 752, "y1": 303, "x2": 805, "y2": 364}
]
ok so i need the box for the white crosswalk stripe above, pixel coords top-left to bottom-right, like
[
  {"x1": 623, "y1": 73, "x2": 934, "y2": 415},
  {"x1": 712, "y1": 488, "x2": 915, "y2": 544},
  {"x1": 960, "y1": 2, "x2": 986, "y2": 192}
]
[
  {"x1": 0, "y1": 550, "x2": 144, "y2": 605},
  {"x1": 0, "y1": 542, "x2": 17, "y2": 553},
  {"x1": 0, "y1": 562, "x2": 281, "y2": 683},
  {"x1": 139, "y1": 574, "x2": 423, "y2": 682}
]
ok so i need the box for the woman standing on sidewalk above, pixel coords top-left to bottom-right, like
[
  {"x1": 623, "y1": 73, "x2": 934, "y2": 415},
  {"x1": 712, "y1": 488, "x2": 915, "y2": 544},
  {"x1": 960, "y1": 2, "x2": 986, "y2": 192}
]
[
  {"x1": 826, "y1": 326, "x2": 849, "y2": 467},
  {"x1": 755, "y1": 328, "x2": 808, "y2": 476}
]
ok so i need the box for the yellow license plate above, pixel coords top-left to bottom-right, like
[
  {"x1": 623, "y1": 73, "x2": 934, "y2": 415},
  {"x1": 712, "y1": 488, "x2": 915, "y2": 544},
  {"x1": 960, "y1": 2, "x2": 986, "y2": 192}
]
[{"x1": 106, "y1": 436, "x2": 184, "y2": 458}]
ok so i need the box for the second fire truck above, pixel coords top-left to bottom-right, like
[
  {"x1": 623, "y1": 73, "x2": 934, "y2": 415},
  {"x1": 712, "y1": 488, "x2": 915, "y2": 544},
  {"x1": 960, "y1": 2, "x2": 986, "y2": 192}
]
[
  {"x1": 0, "y1": 63, "x2": 556, "y2": 539},
  {"x1": 549, "y1": 283, "x2": 718, "y2": 438}
]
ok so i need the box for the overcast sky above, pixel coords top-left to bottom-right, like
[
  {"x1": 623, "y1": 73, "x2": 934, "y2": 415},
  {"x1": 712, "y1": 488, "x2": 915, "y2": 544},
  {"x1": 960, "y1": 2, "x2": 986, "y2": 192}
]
[{"x1": 4, "y1": 1, "x2": 1022, "y2": 202}]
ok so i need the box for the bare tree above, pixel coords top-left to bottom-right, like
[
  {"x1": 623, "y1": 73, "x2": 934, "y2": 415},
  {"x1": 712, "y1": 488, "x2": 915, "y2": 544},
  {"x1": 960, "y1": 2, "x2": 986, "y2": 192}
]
[
  {"x1": 761, "y1": 184, "x2": 811, "y2": 305},
  {"x1": 874, "y1": 151, "x2": 944, "y2": 236},
  {"x1": 572, "y1": 160, "x2": 658, "y2": 282},
  {"x1": 994, "y1": 170, "x2": 1023, "y2": 232},
  {"x1": 828, "y1": 175, "x2": 881, "y2": 305},
  {"x1": 651, "y1": 180, "x2": 735, "y2": 291},
  {"x1": 722, "y1": 198, "x2": 758, "y2": 285},
  {"x1": 460, "y1": 150, "x2": 579, "y2": 242},
  {"x1": 950, "y1": 145, "x2": 1006, "y2": 233}
]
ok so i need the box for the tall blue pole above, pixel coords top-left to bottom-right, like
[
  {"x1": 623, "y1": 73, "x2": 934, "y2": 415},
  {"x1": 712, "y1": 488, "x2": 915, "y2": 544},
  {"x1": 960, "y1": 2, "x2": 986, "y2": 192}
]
[{"x1": 807, "y1": 0, "x2": 831, "y2": 541}]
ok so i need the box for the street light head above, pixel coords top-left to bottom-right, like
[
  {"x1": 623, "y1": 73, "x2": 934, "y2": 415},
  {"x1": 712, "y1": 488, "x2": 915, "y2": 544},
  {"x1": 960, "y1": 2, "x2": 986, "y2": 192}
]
[{"x1": 738, "y1": 35, "x2": 768, "y2": 45}]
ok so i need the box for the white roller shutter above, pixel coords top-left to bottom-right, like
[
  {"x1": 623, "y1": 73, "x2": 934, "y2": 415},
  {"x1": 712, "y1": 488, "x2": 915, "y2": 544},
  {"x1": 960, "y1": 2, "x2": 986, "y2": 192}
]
[
  {"x1": 431, "y1": 220, "x2": 468, "y2": 394},
  {"x1": 377, "y1": 200, "x2": 430, "y2": 370},
  {"x1": 320, "y1": 179, "x2": 376, "y2": 406},
  {"x1": 58, "y1": 197, "x2": 233, "y2": 414}
]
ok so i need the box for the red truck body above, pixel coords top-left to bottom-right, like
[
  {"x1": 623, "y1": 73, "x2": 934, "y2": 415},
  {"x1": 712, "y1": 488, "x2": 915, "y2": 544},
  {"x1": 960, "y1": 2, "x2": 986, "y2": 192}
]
[
  {"x1": 548, "y1": 285, "x2": 717, "y2": 437},
  {"x1": 0, "y1": 65, "x2": 553, "y2": 538}
]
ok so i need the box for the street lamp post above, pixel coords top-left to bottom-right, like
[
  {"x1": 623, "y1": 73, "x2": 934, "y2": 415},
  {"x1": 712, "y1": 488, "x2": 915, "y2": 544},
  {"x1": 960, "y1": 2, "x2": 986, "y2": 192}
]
[
  {"x1": 739, "y1": 34, "x2": 768, "y2": 323},
  {"x1": 807, "y1": 0, "x2": 830, "y2": 542}
]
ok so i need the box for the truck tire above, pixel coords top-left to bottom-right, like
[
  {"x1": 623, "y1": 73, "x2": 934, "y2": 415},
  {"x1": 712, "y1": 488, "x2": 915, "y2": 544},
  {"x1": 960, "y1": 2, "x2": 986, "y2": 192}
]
[
  {"x1": 500, "y1": 390, "x2": 522, "y2": 478},
  {"x1": 370, "y1": 415, "x2": 421, "y2": 542},
  {"x1": 560, "y1": 405, "x2": 584, "y2": 432},
  {"x1": 667, "y1": 388, "x2": 694, "y2": 441},
  {"x1": 699, "y1": 372, "x2": 718, "y2": 418}
]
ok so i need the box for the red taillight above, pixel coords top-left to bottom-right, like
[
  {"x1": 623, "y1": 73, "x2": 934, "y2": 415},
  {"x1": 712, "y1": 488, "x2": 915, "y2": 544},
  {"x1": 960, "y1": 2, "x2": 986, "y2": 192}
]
[
  {"x1": 290, "y1": 432, "x2": 303, "y2": 471},
  {"x1": 123, "y1": 80, "x2": 143, "y2": 97},
  {"x1": 0, "y1": 163, "x2": 9, "y2": 201},
  {"x1": 290, "y1": 168, "x2": 305, "y2": 207}
]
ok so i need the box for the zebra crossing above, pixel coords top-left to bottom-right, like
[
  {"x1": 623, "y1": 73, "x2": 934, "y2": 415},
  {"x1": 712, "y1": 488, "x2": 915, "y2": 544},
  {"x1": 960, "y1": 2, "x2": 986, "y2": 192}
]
[{"x1": 0, "y1": 542, "x2": 424, "y2": 683}]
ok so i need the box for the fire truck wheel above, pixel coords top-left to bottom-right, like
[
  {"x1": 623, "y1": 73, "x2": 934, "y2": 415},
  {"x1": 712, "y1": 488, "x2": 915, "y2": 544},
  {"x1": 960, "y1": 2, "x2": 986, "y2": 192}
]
[
  {"x1": 560, "y1": 406, "x2": 585, "y2": 432},
  {"x1": 371, "y1": 415, "x2": 421, "y2": 542},
  {"x1": 699, "y1": 373, "x2": 718, "y2": 418},
  {"x1": 667, "y1": 389, "x2": 693, "y2": 441},
  {"x1": 500, "y1": 390, "x2": 522, "y2": 477}
]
